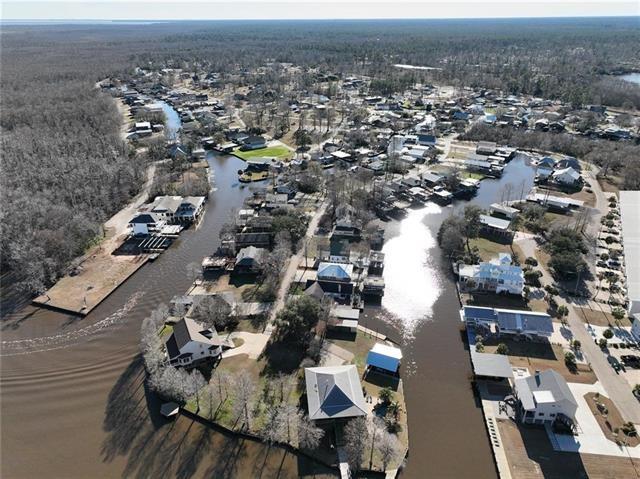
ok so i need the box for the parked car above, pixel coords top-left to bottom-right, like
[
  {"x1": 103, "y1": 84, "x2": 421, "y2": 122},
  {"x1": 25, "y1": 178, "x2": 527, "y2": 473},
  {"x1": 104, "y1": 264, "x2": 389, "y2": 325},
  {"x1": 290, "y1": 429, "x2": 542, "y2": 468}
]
[
  {"x1": 621, "y1": 355, "x2": 640, "y2": 368},
  {"x1": 608, "y1": 356, "x2": 624, "y2": 373}
]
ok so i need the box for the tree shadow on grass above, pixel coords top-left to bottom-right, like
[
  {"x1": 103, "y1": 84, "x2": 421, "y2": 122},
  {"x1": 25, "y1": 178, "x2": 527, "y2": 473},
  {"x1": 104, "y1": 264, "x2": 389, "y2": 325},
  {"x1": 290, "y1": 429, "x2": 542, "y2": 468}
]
[{"x1": 260, "y1": 339, "x2": 305, "y2": 375}]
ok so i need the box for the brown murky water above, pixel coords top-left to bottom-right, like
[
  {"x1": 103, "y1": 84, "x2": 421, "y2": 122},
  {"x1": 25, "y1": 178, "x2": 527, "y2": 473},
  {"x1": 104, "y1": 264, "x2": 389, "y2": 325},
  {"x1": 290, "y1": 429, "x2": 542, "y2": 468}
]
[{"x1": 1, "y1": 151, "x2": 535, "y2": 478}]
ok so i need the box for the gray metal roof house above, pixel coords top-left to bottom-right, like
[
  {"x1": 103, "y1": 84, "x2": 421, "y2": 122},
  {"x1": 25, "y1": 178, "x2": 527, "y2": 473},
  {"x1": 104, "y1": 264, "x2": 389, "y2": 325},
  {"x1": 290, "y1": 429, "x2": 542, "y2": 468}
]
[{"x1": 305, "y1": 365, "x2": 367, "y2": 421}]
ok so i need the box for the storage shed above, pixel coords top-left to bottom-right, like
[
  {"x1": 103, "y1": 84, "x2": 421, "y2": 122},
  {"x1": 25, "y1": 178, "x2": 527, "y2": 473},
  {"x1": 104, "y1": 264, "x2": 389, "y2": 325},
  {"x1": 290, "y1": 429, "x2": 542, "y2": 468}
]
[{"x1": 366, "y1": 343, "x2": 403, "y2": 374}]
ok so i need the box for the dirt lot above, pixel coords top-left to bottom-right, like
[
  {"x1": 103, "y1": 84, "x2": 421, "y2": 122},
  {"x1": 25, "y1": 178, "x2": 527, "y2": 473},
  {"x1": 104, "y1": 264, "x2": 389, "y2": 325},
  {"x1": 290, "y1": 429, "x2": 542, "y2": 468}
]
[
  {"x1": 574, "y1": 306, "x2": 632, "y2": 328},
  {"x1": 497, "y1": 418, "x2": 640, "y2": 479},
  {"x1": 33, "y1": 250, "x2": 148, "y2": 315},
  {"x1": 483, "y1": 339, "x2": 597, "y2": 384},
  {"x1": 585, "y1": 392, "x2": 640, "y2": 447}
]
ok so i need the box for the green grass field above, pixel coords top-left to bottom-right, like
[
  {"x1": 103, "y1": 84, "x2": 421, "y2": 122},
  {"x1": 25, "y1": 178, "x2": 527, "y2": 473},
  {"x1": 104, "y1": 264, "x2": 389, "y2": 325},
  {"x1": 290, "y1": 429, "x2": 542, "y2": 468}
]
[
  {"x1": 461, "y1": 171, "x2": 486, "y2": 180},
  {"x1": 232, "y1": 145, "x2": 293, "y2": 161}
]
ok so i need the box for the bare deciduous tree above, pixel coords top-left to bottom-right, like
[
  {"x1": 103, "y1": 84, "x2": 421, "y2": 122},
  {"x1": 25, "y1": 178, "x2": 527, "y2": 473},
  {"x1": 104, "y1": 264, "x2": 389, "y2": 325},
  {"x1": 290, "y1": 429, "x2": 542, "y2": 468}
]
[
  {"x1": 232, "y1": 371, "x2": 256, "y2": 429},
  {"x1": 378, "y1": 429, "x2": 401, "y2": 471},
  {"x1": 297, "y1": 413, "x2": 324, "y2": 450},
  {"x1": 191, "y1": 295, "x2": 233, "y2": 330},
  {"x1": 344, "y1": 417, "x2": 369, "y2": 470}
]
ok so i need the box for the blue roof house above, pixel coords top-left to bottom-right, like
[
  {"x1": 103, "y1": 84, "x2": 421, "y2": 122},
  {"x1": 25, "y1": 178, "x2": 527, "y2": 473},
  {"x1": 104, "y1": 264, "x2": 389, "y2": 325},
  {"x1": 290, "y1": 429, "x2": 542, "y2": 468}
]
[{"x1": 366, "y1": 343, "x2": 403, "y2": 374}]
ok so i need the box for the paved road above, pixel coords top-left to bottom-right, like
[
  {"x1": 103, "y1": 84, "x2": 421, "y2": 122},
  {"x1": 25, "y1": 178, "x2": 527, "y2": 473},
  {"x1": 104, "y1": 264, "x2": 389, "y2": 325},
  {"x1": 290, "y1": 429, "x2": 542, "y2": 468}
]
[
  {"x1": 265, "y1": 199, "x2": 328, "y2": 333},
  {"x1": 565, "y1": 296, "x2": 640, "y2": 423},
  {"x1": 517, "y1": 229, "x2": 640, "y2": 423}
]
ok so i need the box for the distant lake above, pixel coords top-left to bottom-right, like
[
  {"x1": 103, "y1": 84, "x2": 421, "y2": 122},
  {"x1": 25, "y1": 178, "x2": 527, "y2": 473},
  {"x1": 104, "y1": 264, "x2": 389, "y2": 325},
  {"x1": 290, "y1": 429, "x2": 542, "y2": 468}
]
[{"x1": 620, "y1": 73, "x2": 640, "y2": 86}]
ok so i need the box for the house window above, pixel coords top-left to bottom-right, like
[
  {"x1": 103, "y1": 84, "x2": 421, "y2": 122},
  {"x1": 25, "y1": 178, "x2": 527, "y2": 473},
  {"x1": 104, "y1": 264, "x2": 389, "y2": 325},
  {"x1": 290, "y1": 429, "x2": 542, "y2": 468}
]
[
  {"x1": 538, "y1": 412, "x2": 545, "y2": 416},
  {"x1": 550, "y1": 414, "x2": 556, "y2": 417}
]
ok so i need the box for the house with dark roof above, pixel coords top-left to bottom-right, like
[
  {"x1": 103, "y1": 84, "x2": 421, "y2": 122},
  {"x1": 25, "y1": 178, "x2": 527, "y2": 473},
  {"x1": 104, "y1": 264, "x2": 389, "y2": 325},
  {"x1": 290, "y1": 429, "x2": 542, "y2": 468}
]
[
  {"x1": 304, "y1": 261, "x2": 356, "y2": 301},
  {"x1": 304, "y1": 365, "x2": 367, "y2": 421},
  {"x1": 234, "y1": 246, "x2": 267, "y2": 274},
  {"x1": 129, "y1": 212, "x2": 166, "y2": 236},
  {"x1": 331, "y1": 217, "x2": 361, "y2": 242},
  {"x1": 240, "y1": 135, "x2": 267, "y2": 151},
  {"x1": 164, "y1": 317, "x2": 223, "y2": 367},
  {"x1": 514, "y1": 370, "x2": 577, "y2": 425}
]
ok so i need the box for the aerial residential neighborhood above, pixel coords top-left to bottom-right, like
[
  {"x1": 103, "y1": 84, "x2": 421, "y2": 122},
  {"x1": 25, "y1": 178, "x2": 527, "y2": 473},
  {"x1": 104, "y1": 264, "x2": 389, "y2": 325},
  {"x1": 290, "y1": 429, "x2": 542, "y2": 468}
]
[{"x1": 2, "y1": 9, "x2": 640, "y2": 479}]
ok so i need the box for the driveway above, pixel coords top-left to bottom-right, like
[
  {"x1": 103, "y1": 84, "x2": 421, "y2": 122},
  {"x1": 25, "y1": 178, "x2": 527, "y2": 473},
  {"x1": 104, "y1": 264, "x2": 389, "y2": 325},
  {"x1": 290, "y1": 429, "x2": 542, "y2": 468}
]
[
  {"x1": 103, "y1": 162, "x2": 157, "y2": 242},
  {"x1": 221, "y1": 332, "x2": 270, "y2": 359}
]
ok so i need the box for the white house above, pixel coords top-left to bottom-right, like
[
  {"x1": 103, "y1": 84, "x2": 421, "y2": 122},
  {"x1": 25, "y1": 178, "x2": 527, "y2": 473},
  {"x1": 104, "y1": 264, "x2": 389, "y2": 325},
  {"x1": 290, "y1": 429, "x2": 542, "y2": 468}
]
[
  {"x1": 175, "y1": 196, "x2": 206, "y2": 223},
  {"x1": 458, "y1": 253, "x2": 524, "y2": 295},
  {"x1": 514, "y1": 370, "x2": 578, "y2": 425},
  {"x1": 552, "y1": 167, "x2": 581, "y2": 186},
  {"x1": 129, "y1": 212, "x2": 166, "y2": 236},
  {"x1": 164, "y1": 317, "x2": 223, "y2": 367},
  {"x1": 304, "y1": 365, "x2": 367, "y2": 421},
  {"x1": 489, "y1": 203, "x2": 519, "y2": 220},
  {"x1": 461, "y1": 306, "x2": 554, "y2": 339},
  {"x1": 151, "y1": 196, "x2": 182, "y2": 222}
]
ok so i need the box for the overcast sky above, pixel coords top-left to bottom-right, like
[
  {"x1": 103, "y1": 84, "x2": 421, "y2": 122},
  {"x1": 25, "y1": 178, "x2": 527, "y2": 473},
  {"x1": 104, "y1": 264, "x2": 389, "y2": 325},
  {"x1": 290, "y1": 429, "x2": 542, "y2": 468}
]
[{"x1": 2, "y1": 1, "x2": 639, "y2": 21}]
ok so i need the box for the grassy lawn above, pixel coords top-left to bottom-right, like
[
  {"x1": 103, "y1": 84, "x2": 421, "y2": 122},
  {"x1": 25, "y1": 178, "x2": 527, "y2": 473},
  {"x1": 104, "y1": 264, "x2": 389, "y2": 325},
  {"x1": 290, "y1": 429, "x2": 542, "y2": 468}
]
[
  {"x1": 469, "y1": 237, "x2": 526, "y2": 263},
  {"x1": 182, "y1": 330, "x2": 409, "y2": 471},
  {"x1": 239, "y1": 170, "x2": 270, "y2": 182},
  {"x1": 233, "y1": 145, "x2": 293, "y2": 161},
  {"x1": 461, "y1": 171, "x2": 486, "y2": 180},
  {"x1": 325, "y1": 330, "x2": 378, "y2": 371},
  {"x1": 159, "y1": 324, "x2": 173, "y2": 337}
]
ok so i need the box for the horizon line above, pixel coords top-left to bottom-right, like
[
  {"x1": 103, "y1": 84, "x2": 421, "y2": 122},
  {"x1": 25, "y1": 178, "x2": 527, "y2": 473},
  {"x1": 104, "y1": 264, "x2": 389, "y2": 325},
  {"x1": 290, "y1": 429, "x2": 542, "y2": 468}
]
[{"x1": 3, "y1": 14, "x2": 639, "y2": 22}]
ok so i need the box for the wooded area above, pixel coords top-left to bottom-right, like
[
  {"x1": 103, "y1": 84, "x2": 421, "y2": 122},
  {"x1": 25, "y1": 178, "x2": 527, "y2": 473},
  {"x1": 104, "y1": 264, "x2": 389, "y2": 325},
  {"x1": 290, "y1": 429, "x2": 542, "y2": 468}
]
[{"x1": 0, "y1": 27, "x2": 145, "y2": 292}]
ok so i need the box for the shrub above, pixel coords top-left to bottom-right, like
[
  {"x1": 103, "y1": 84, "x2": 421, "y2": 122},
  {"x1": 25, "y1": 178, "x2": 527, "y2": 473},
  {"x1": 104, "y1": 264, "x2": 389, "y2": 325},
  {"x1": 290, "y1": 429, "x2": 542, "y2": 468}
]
[
  {"x1": 611, "y1": 307, "x2": 626, "y2": 322},
  {"x1": 525, "y1": 256, "x2": 538, "y2": 266},
  {"x1": 496, "y1": 343, "x2": 509, "y2": 355},
  {"x1": 571, "y1": 339, "x2": 581, "y2": 351},
  {"x1": 379, "y1": 387, "x2": 394, "y2": 405},
  {"x1": 598, "y1": 338, "x2": 608, "y2": 348},
  {"x1": 603, "y1": 329, "x2": 614, "y2": 339},
  {"x1": 564, "y1": 351, "x2": 576, "y2": 367},
  {"x1": 557, "y1": 305, "x2": 569, "y2": 318}
]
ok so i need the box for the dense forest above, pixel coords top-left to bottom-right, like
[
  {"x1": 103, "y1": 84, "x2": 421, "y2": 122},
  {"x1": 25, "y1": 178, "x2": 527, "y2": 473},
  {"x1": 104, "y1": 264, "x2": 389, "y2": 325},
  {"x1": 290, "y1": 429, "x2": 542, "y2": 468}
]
[
  {"x1": 0, "y1": 27, "x2": 145, "y2": 292},
  {"x1": 1, "y1": 18, "x2": 639, "y2": 293}
]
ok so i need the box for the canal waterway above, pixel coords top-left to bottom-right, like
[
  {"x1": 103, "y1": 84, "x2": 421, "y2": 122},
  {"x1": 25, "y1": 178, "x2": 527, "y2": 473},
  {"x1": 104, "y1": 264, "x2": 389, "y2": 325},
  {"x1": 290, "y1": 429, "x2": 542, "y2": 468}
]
[
  {"x1": 620, "y1": 73, "x2": 640, "y2": 86},
  {"x1": 0, "y1": 94, "x2": 536, "y2": 478}
]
